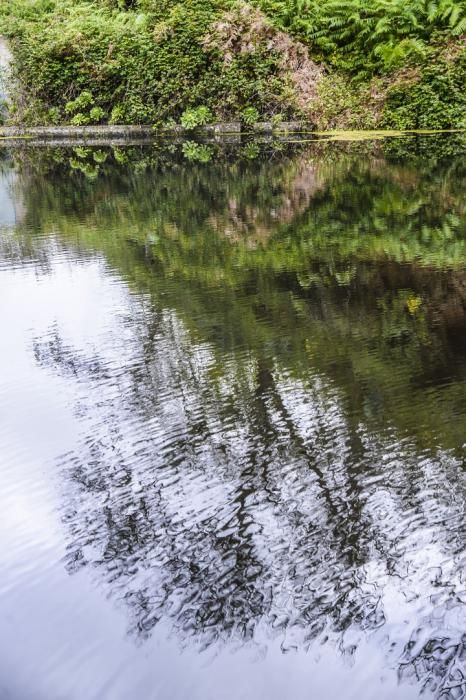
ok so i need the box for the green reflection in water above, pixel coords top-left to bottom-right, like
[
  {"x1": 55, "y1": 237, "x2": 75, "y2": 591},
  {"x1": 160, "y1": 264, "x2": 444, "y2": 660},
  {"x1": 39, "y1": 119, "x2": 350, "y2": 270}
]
[{"x1": 4, "y1": 134, "x2": 466, "y2": 454}]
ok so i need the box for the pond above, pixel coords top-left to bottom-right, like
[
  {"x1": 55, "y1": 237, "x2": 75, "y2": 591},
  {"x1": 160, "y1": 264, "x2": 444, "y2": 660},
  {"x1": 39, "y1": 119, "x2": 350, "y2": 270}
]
[{"x1": 1, "y1": 134, "x2": 466, "y2": 700}]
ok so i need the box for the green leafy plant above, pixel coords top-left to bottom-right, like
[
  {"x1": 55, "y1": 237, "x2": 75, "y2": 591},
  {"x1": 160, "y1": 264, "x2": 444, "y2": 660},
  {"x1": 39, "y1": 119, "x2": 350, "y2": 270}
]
[
  {"x1": 0, "y1": 0, "x2": 315, "y2": 127},
  {"x1": 65, "y1": 91, "x2": 94, "y2": 115},
  {"x1": 241, "y1": 106, "x2": 259, "y2": 125},
  {"x1": 64, "y1": 90, "x2": 105, "y2": 125},
  {"x1": 271, "y1": 112, "x2": 285, "y2": 126},
  {"x1": 256, "y1": 0, "x2": 466, "y2": 72},
  {"x1": 381, "y1": 59, "x2": 466, "y2": 129},
  {"x1": 180, "y1": 106, "x2": 213, "y2": 129},
  {"x1": 70, "y1": 112, "x2": 90, "y2": 126},
  {"x1": 89, "y1": 106, "x2": 105, "y2": 123},
  {"x1": 109, "y1": 104, "x2": 126, "y2": 124}
]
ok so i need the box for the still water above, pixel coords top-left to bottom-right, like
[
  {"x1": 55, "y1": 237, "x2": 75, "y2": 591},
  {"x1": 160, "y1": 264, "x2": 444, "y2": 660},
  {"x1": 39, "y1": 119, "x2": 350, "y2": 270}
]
[{"x1": 1, "y1": 135, "x2": 466, "y2": 700}]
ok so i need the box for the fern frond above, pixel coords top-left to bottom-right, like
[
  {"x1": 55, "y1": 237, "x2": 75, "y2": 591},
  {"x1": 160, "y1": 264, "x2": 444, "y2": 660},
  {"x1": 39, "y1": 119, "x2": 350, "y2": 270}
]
[{"x1": 451, "y1": 14, "x2": 466, "y2": 32}]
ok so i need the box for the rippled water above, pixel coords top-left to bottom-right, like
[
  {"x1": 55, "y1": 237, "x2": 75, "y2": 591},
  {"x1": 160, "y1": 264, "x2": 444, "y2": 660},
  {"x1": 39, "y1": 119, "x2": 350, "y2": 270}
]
[{"x1": 1, "y1": 135, "x2": 466, "y2": 700}]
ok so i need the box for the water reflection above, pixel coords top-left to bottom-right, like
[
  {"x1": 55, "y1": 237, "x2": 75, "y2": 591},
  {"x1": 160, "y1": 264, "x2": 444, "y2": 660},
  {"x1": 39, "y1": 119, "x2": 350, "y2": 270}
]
[{"x1": 2, "y1": 136, "x2": 466, "y2": 699}]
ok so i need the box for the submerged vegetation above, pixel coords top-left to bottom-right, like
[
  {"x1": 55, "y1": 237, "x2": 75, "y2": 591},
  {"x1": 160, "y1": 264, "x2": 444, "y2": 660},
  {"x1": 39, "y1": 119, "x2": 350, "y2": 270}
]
[{"x1": 0, "y1": 0, "x2": 465, "y2": 128}]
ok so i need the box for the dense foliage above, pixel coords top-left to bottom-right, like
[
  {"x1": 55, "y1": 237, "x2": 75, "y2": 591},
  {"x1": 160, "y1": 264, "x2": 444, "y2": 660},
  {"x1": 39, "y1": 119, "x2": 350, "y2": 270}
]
[
  {"x1": 0, "y1": 0, "x2": 295, "y2": 125},
  {"x1": 257, "y1": 0, "x2": 466, "y2": 72},
  {"x1": 0, "y1": 0, "x2": 465, "y2": 127}
]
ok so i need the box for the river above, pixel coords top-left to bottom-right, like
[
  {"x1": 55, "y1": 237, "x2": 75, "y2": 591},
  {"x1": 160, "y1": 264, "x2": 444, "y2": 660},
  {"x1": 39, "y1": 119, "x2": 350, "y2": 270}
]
[{"x1": 1, "y1": 134, "x2": 466, "y2": 699}]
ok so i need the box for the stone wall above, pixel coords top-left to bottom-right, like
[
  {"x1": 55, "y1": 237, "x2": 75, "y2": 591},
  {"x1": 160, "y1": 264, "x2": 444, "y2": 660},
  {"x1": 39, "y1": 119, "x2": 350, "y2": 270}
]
[{"x1": 0, "y1": 122, "x2": 314, "y2": 144}]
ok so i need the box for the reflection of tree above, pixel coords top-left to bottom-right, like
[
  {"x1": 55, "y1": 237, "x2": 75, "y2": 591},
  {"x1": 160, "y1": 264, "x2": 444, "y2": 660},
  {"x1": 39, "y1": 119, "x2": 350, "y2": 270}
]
[
  {"x1": 32, "y1": 293, "x2": 466, "y2": 698},
  {"x1": 8, "y1": 140, "x2": 466, "y2": 456},
  {"x1": 9, "y1": 136, "x2": 466, "y2": 698},
  {"x1": 400, "y1": 623, "x2": 466, "y2": 698}
]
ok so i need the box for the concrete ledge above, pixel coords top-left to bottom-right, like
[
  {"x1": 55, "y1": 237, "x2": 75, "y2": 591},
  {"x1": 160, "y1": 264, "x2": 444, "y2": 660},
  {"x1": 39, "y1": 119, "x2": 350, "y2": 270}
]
[
  {"x1": 167, "y1": 122, "x2": 242, "y2": 135},
  {"x1": 251, "y1": 121, "x2": 313, "y2": 133},
  {"x1": 0, "y1": 121, "x2": 314, "y2": 141},
  {"x1": 0, "y1": 123, "x2": 242, "y2": 139},
  {"x1": 0, "y1": 125, "x2": 159, "y2": 139}
]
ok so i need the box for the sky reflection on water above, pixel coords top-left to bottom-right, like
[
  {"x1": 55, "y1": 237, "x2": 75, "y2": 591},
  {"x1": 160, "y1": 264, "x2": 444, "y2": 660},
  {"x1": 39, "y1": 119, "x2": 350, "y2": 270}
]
[{"x1": 1, "y1": 136, "x2": 466, "y2": 699}]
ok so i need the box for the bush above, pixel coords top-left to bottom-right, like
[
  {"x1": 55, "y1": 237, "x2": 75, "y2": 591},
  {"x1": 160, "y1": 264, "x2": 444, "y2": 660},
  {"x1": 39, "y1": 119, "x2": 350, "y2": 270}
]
[
  {"x1": 255, "y1": 0, "x2": 466, "y2": 74},
  {"x1": 180, "y1": 105, "x2": 212, "y2": 129},
  {"x1": 1, "y1": 0, "x2": 465, "y2": 128},
  {"x1": 381, "y1": 57, "x2": 466, "y2": 129},
  {"x1": 241, "y1": 106, "x2": 259, "y2": 125},
  {"x1": 1, "y1": 0, "x2": 303, "y2": 126}
]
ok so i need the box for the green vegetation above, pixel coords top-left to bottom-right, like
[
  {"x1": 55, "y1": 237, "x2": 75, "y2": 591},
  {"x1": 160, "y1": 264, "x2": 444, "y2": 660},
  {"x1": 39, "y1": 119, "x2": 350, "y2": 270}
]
[
  {"x1": 0, "y1": 0, "x2": 465, "y2": 127},
  {"x1": 257, "y1": 0, "x2": 466, "y2": 72},
  {"x1": 0, "y1": 0, "x2": 296, "y2": 126}
]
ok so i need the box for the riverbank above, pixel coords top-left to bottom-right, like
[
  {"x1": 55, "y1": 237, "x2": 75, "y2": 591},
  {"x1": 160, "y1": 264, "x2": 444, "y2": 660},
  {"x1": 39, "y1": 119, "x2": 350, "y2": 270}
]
[
  {"x1": 0, "y1": 122, "x2": 312, "y2": 147},
  {"x1": 1, "y1": 1, "x2": 465, "y2": 131},
  {"x1": 1, "y1": 124, "x2": 464, "y2": 146},
  {"x1": 0, "y1": 122, "x2": 313, "y2": 138}
]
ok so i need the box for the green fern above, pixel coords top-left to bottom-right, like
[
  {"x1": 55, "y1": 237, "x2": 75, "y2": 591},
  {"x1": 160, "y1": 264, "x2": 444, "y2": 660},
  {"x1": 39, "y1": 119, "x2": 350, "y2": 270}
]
[{"x1": 255, "y1": 0, "x2": 466, "y2": 72}]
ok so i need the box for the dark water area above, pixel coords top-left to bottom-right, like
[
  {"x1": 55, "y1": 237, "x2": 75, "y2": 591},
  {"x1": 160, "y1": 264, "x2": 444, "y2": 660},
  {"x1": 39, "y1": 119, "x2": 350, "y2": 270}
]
[{"x1": 1, "y1": 135, "x2": 466, "y2": 700}]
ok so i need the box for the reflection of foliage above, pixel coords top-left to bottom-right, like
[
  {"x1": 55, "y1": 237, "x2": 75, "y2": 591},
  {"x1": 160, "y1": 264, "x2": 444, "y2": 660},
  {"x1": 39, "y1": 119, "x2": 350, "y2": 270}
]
[
  {"x1": 5, "y1": 136, "x2": 466, "y2": 699},
  {"x1": 33, "y1": 318, "x2": 393, "y2": 651},
  {"x1": 30, "y1": 261, "x2": 466, "y2": 700},
  {"x1": 241, "y1": 141, "x2": 260, "y2": 159},
  {"x1": 6, "y1": 136, "x2": 466, "y2": 454},
  {"x1": 181, "y1": 140, "x2": 213, "y2": 163},
  {"x1": 400, "y1": 621, "x2": 466, "y2": 699}
]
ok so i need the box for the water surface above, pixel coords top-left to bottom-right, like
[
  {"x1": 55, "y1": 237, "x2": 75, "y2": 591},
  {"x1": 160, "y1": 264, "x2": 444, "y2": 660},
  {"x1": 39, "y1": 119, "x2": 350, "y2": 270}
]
[{"x1": 1, "y1": 136, "x2": 466, "y2": 700}]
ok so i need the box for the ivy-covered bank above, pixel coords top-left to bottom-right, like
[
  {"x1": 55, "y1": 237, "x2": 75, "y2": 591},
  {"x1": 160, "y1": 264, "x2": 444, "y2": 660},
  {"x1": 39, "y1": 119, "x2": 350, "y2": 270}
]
[{"x1": 0, "y1": 0, "x2": 465, "y2": 129}]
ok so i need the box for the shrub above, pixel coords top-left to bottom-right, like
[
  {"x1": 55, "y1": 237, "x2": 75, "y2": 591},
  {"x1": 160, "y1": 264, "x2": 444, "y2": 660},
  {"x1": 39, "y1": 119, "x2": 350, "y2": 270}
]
[
  {"x1": 1, "y1": 0, "x2": 306, "y2": 126},
  {"x1": 65, "y1": 91, "x2": 94, "y2": 115},
  {"x1": 180, "y1": 105, "x2": 212, "y2": 129},
  {"x1": 255, "y1": 0, "x2": 466, "y2": 73},
  {"x1": 381, "y1": 57, "x2": 466, "y2": 129},
  {"x1": 241, "y1": 106, "x2": 259, "y2": 125}
]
